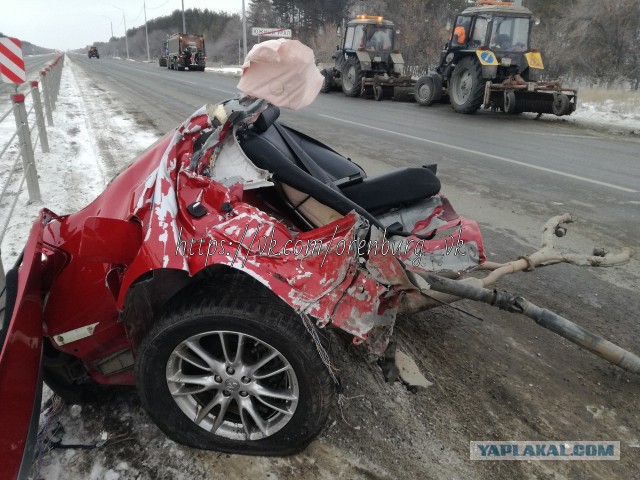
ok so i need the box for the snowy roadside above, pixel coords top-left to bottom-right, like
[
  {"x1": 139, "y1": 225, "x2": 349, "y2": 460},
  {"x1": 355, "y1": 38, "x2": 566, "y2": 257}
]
[
  {"x1": 205, "y1": 65, "x2": 243, "y2": 76},
  {"x1": 0, "y1": 57, "x2": 160, "y2": 270},
  {"x1": 532, "y1": 96, "x2": 640, "y2": 135}
]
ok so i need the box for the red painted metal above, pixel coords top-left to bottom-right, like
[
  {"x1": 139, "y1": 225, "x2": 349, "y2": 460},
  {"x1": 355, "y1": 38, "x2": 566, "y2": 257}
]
[
  {"x1": 0, "y1": 37, "x2": 26, "y2": 84},
  {"x1": 3, "y1": 104, "x2": 486, "y2": 466},
  {"x1": 0, "y1": 210, "x2": 48, "y2": 478}
]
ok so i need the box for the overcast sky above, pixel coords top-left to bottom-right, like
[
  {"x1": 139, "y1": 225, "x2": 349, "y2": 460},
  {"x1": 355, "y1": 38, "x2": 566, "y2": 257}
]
[{"x1": 1, "y1": 0, "x2": 245, "y2": 51}]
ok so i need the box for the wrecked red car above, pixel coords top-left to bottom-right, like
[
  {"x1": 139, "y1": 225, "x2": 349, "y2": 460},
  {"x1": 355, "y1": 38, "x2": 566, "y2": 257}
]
[{"x1": 0, "y1": 41, "x2": 637, "y2": 478}]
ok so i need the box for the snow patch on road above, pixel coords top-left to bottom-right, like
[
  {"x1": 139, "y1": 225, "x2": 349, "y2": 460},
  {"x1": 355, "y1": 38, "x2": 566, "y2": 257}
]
[{"x1": 205, "y1": 65, "x2": 242, "y2": 76}]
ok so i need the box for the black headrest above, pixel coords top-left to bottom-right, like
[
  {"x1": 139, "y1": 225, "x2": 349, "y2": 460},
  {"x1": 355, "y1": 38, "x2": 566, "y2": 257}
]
[{"x1": 254, "y1": 105, "x2": 280, "y2": 133}]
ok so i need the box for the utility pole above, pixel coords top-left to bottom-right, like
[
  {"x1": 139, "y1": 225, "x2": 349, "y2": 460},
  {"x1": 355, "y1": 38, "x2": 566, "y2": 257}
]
[
  {"x1": 114, "y1": 5, "x2": 130, "y2": 60},
  {"x1": 143, "y1": 0, "x2": 151, "y2": 62},
  {"x1": 182, "y1": 0, "x2": 186, "y2": 33},
  {"x1": 242, "y1": 0, "x2": 247, "y2": 61},
  {"x1": 102, "y1": 15, "x2": 115, "y2": 57}
]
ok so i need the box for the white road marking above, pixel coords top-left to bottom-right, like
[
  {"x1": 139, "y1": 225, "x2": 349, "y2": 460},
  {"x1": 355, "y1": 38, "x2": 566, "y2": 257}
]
[
  {"x1": 318, "y1": 114, "x2": 638, "y2": 193},
  {"x1": 209, "y1": 86, "x2": 236, "y2": 94}
]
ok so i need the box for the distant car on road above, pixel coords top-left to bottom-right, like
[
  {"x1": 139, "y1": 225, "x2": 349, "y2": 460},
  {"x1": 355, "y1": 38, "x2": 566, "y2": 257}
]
[{"x1": 88, "y1": 46, "x2": 99, "y2": 59}]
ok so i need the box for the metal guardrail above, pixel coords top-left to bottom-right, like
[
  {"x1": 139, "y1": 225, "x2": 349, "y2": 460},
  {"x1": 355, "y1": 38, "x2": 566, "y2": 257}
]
[{"x1": 0, "y1": 54, "x2": 65, "y2": 309}]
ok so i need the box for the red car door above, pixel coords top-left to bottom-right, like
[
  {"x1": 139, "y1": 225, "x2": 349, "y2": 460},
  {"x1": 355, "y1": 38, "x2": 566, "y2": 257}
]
[{"x1": 0, "y1": 211, "x2": 48, "y2": 480}]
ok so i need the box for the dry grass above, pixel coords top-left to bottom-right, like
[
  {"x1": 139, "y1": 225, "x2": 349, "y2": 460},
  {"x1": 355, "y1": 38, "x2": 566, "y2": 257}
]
[{"x1": 578, "y1": 88, "x2": 640, "y2": 115}]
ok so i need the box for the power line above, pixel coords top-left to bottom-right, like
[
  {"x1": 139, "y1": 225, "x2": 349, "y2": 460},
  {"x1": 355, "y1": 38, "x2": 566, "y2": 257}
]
[{"x1": 147, "y1": 0, "x2": 171, "y2": 10}]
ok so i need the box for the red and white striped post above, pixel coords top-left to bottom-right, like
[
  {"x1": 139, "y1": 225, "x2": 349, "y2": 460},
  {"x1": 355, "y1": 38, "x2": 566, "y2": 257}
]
[{"x1": 0, "y1": 37, "x2": 26, "y2": 85}]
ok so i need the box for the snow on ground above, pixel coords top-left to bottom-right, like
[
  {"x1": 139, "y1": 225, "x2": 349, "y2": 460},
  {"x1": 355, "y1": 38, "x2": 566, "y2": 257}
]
[
  {"x1": 0, "y1": 57, "x2": 160, "y2": 270},
  {"x1": 532, "y1": 89, "x2": 640, "y2": 134},
  {"x1": 205, "y1": 65, "x2": 242, "y2": 76},
  {"x1": 570, "y1": 91, "x2": 640, "y2": 133}
]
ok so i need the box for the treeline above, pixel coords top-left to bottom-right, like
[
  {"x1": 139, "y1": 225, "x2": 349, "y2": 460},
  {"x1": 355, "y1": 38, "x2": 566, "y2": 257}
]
[
  {"x1": 251, "y1": 0, "x2": 640, "y2": 88},
  {"x1": 83, "y1": 9, "x2": 244, "y2": 64},
  {"x1": 80, "y1": 0, "x2": 639, "y2": 88},
  {"x1": 0, "y1": 33, "x2": 56, "y2": 55}
]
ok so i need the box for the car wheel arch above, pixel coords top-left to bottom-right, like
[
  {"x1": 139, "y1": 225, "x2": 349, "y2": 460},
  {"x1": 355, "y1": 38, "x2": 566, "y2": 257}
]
[{"x1": 120, "y1": 266, "x2": 293, "y2": 349}]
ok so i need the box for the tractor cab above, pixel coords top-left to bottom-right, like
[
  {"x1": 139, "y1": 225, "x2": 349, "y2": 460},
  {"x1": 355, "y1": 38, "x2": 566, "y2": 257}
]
[
  {"x1": 335, "y1": 15, "x2": 398, "y2": 77},
  {"x1": 321, "y1": 14, "x2": 412, "y2": 100},
  {"x1": 415, "y1": 0, "x2": 576, "y2": 116},
  {"x1": 439, "y1": 1, "x2": 539, "y2": 81},
  {"x1": 343, "y1": 17, "x2": 396, "y2": 54}
]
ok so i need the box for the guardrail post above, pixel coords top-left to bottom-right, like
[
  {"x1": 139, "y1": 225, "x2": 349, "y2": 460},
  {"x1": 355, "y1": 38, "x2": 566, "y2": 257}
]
[
  {"x1": 46, "y1": 67, "x2": 57, "y2": 110},
  {"x1": 40, "y1": 69, "x2": 54, "y2": 126},
  {"x1": 12, "y1": 94, "x2": 41, "y2": 203},
  {"x1": 30, "y1": 80, "x2": 49, "y2": 153}
]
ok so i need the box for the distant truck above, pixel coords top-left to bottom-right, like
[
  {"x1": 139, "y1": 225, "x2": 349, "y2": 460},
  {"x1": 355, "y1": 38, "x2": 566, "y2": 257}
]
[
  {"x1": 88, "y1": 46, "x2": 99, "y2": 59},
  {"x1": 166, "y1": 33, "x2": 206, "y2": 71}
]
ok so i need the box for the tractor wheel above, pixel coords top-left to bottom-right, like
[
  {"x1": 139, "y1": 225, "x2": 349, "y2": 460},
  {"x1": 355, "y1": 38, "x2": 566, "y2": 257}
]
[
  {"x1": 414, "y1": 75, "x2": 435, "y2": 106},
  {"x1": 135, "y1": 284, "x2": 334, "y2": 455},
  {"x1": 414, "y1": 73, "x2": 442, "y2": 106},
  {"x1": 450, "y1": 56, "x2": 485, "y2": 114},
  {"x1": 552, "y1": 94, "x2": 571, "y2": 117},
  {"x1": 504, "y1": 91, "x2": 521, "y2": 114},
  {"x1": 374, "y1": 85, "x2": 383, "y2": 101},
  {"x1": 320, "y1": 69, "x2": 333, "y2": 93},
  {"x1": 341, "y1": 57, "x2": 363, "y2": 97}
]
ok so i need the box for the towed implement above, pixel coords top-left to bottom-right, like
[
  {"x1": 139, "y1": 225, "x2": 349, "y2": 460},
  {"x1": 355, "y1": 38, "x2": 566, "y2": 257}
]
[{"x1": 415, "y1": 0, "x2": 577, "y2": 116}]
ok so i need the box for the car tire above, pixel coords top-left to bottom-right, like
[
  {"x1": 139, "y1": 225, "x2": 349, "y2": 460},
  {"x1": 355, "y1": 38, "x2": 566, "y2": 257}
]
[
  {"x1": 135, "y1": 282, "x2": 334, "y2": 455},
  {"x1": 450, "y1": 56, "x2": 485, "y2": 114}
]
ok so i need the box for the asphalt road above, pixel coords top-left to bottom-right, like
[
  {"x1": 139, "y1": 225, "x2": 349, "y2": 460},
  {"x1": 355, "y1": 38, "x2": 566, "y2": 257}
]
[
  {"x1": 70, "y1": 55, "x2": 639, "y2": 245},
  {"x1": 58, "y1": 54, "x2": 640, "y2": 479}
]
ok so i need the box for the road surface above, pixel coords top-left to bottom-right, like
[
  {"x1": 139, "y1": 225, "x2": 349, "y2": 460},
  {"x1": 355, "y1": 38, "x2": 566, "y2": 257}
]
[{"x1": 57, "y1": 55, "x2": 640, "y2": 480}]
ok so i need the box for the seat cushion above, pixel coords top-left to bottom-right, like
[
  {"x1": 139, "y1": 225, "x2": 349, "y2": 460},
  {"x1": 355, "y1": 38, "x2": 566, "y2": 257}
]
[
  {"x1": 238, "y1": 120, "x2": 440, "y2": 220},
  {"x1": 341, "y1": 167, "x2": 441, "y2": 215}
]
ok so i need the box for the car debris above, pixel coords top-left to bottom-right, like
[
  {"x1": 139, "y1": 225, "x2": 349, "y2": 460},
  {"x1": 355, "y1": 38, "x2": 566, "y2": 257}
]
[{"x1": 0, "y1": 39, "x2": 635, "y2": 478}]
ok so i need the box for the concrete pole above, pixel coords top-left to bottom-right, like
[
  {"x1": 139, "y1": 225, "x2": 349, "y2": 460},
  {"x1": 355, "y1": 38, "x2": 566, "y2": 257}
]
[
  {"x1": 144, "y1": 0, "x2": 151, "y2": 62},
  {"x1": 182, "y1": 0, "x2": 186, "y2": 33},
  {"x1": 114, "y1": 6, "x2": 130, "y2": 60},
  {"x1": 242, "y1": 0, "x2": 247, "y2": 61},
  {"x1": 102, "y1": 16, "x2": 114, "y2": 57}
]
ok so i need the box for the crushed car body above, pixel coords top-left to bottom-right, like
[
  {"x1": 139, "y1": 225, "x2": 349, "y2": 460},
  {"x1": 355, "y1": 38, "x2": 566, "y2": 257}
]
[{"x1": 0, "y1": 39, "x2": 636, "y2": 477}]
